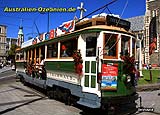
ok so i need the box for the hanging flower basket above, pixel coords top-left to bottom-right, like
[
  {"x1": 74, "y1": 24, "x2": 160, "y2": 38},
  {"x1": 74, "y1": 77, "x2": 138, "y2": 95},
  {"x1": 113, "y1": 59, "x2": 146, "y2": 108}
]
[
  {"x1": 73, "y1": 50, "x2": 83, "y2": 75},
  {"x1": 120, "y1": 55, "x2": 136, "y2": 75}
]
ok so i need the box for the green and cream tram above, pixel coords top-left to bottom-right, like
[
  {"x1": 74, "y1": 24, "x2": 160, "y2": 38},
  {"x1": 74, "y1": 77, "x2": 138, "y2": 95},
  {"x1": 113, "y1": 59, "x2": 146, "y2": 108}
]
[{"x1": 16, "y1": 15, "x2": 138, "y2": 113}]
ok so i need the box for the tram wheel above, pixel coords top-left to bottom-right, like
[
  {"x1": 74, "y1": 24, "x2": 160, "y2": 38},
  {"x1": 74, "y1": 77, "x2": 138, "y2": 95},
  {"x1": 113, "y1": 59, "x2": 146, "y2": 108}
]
[
  {"x1": 47, "y1": 90, "x2": 54, "y2": 99},
  {"x1": 20, "y1": 77, "x2": 26, "y2": 86},
  {"x1": 64, "y1": 90, "x2": 71, "y2": 105}
]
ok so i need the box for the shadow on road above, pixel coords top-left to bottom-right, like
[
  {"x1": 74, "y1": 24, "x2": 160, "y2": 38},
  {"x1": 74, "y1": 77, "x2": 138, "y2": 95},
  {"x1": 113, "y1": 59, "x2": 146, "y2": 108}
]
[
  {"x1": 0, "y1": 84, "x2": 47, "y2": 114},
  {"x1": 0, "y1": 97, "x2": 45, "y2": 114}
]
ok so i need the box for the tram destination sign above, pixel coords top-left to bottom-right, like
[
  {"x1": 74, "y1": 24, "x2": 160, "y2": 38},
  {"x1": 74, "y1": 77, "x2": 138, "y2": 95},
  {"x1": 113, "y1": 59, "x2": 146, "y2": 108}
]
[{"x1": 106, "y1": 15, "x2": 130, "y2": 30}]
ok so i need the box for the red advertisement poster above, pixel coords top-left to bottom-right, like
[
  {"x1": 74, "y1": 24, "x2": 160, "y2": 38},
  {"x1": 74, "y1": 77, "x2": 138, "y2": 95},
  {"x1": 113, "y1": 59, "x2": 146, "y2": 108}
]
[{"x1": 101, "y1": 64, "x2": 118, "y2": 90}]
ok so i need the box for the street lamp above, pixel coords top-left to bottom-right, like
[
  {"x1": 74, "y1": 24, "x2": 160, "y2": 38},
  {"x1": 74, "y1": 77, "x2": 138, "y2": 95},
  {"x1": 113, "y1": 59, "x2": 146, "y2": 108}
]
[{"x1": 137, "y1": 34, "x2": 143, "y2": 77}]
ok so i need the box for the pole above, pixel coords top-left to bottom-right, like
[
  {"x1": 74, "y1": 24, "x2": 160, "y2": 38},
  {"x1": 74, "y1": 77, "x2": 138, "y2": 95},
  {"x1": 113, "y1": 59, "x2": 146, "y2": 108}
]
[
  {"x1": 47, "y1": 11, "x2": 49, "y2": 34},
  {"x1": 149, "y1": 64, "x2": 152, "y2": 82},
  {"x1": 137, "y1": 34, "x2": 143, "y2": 77},
  {"x1": 139, "y1": 37, "x2": 143, "y2": 77}
]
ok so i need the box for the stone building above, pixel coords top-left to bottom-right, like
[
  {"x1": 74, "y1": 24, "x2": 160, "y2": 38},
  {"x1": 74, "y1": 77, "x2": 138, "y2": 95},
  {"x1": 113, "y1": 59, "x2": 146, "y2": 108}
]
[
  {"x1": 126, "y1": 15, "x2": 145, "y2": 61},
  {"x1": 0, "y1": 25, "x2": 7, "y2": 63},
  {"x1": 144, "y1": 0, "x2": 160, "y2": 66},
  {"x1": 6, "y1": 37, "x2": 17, "y2": 58},
  {"x1": 127, "y1": 0, "x2": 160, "y2": 67},
  {"x1": 126, "y1": 16, "x2": 145, "y2": 76}
]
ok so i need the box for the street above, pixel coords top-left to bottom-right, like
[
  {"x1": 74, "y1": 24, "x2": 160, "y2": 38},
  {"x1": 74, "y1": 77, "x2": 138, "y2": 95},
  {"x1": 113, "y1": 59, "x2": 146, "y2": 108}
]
[
  {"x1": 135, "y1": 90, "x2": 160, "y2": 115},
  {"x1": 0, "y1": 70, "x2": 82, "y2": 115},
  {"x1": 0, "y1": 70, "x2": 160, "y2": 115}
]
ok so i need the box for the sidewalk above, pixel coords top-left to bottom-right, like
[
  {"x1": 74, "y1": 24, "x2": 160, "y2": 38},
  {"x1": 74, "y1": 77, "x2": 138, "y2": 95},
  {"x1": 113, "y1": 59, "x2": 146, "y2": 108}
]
[
  {"x1": 0, "y1": 66, "x2": 12, "y2": 73},
  {"x1": 136, "y1": 83, "x2": 160, "y2": 92}
]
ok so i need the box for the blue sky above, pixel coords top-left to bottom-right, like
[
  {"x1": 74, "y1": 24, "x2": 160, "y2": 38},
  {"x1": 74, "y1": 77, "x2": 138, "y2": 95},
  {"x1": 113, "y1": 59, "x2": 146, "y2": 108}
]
[{"x1": 0, "y1": 0, "x2": 146, "y2": 42}]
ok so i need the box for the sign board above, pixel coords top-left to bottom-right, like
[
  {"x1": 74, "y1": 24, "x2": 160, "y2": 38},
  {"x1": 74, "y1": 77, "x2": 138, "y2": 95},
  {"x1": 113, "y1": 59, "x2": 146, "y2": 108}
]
[
  {"x1": 106, "y1": 15, "x2": 130, "y2": 30},
  {"x1": 101, "y1": 64, "x2": 118, "y2": 91}
]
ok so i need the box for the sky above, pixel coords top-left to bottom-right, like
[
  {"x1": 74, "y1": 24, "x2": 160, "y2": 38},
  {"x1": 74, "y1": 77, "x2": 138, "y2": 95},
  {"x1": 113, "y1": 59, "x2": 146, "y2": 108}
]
[{"x1": 0, "y1": 0, "x2": 146, "y2": 42}]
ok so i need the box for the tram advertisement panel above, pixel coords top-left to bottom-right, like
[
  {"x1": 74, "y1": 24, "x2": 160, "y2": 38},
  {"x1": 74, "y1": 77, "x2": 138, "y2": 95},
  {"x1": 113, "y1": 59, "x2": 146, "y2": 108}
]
[{"x1": 101, "y1": 64, "x2": 118, "y2": 91}]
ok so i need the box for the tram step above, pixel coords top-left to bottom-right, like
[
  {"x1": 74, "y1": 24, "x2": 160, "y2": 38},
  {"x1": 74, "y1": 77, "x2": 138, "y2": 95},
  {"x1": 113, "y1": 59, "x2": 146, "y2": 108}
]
[{"x1": 77, "y1": 98, "x2": 100, "y2": 108}]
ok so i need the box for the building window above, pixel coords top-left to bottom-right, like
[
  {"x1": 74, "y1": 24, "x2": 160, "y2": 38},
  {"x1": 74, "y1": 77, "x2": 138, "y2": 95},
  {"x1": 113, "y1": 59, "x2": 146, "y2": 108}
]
[
  {"x1": 47, "y1": 42, "x2": 58, "y2": 58},
  {"x1": 103, "y1": 33, "x2": 118, "y2": 58},
  {"x1": 86, "y1": 37, "x2": 97, "y2": 57},
  {"x1": 60, "y1": 38, "x2": 77, "y2": 57},
  {"x1": 145, "y1": 16, "x2": 149, "y2": 23},
  {"x1": 0, "y1": 28, "x2": 2, "y2": 33}
]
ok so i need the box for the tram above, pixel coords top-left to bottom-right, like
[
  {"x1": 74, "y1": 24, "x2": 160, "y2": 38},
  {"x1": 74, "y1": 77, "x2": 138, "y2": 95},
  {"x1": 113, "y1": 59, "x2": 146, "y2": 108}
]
[{"x1": 16, "y1": 14, "x2": 139, "y2": 114}]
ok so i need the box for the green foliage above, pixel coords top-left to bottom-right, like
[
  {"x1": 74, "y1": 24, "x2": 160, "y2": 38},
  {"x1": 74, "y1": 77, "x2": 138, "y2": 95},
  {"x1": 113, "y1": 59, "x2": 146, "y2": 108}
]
[
  {"x1": 138, "y1": 69, "x2": 160, "y2": 85},
  {"x1": 8, "y1": 44, "x2": 18, "y2": 60}
]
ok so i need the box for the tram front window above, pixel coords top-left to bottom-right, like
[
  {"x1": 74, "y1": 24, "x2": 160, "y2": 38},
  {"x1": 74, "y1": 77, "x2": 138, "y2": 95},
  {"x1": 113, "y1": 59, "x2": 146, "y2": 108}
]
[
  {"x1": 86, "y1": 37, "x2": 97, "y2": 57},
  {"x1": 104, "y1": 34, "x2": 118, "y2": 58}
]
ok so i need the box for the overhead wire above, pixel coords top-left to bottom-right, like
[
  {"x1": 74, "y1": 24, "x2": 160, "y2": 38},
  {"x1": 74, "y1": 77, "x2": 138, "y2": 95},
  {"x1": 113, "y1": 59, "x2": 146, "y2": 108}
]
[{"x1": 100, "y1": 0, "x2": 129, "y2": 56}]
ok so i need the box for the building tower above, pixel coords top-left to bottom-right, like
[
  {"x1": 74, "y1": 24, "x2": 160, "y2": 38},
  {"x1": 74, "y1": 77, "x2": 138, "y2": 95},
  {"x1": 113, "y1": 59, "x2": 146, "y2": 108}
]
[
  {"x1": 17, "y1": 20, "x2": 24, "y2": 47},
  {"x1": 17, "y1": 26, "x2": 24, "y2": 47}
]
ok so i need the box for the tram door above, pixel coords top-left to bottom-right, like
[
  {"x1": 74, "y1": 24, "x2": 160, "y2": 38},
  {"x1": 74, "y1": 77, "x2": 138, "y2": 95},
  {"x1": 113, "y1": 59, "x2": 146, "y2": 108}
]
[{"x1": 82, "y1": 37, "x2": 98, "y2": 94}]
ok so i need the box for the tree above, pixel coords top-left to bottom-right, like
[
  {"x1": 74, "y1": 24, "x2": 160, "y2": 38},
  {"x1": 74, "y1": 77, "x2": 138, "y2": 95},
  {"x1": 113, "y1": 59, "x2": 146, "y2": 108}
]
[{"x1": 8, "y1": 44, "x2": 18, "y2": 64}]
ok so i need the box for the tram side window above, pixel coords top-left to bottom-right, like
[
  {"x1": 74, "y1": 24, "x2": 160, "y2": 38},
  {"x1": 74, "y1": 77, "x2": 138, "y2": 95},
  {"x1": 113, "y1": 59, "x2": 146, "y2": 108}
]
[
  {"x1": 16, "y1": 55, "x2": 19, "y2": 60},
  {"x1": 47, "y1": 43, "x2": 58, "y2": 58},
  {"x1": 104, "y1": 34, "x2": 118, "y2": 57},
  {"x1": 86, "y1": 37, "x2": 97, "y2": 57},
  {"x1": 60, "y1": 38, "x2": 77, "y2": 57},
  {"x1": 121, "y1": 35, "x2": 130, "y2": 56},
  {"x1": 132, "y1": 39, "x2": 136, "y2": 56},
  {"x1": 20, "y1": 54, "x2": 24, "y2": 60},
  {"x1": 16, "y1": 52, "x2": 24, "y2": 60}
]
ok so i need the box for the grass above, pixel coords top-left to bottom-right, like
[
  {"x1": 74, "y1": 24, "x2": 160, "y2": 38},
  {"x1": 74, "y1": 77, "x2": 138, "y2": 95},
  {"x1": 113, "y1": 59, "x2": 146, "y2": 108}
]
[{"x1": 138, "y1": 69, "x2": 160, "y2": 85}]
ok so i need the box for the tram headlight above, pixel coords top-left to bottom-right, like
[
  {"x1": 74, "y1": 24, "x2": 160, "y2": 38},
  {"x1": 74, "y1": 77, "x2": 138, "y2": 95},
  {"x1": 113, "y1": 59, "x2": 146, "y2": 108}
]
[
  {"x1": 122, "y1": 74, "x2": 131, "y2": 83},
  {"x1": 126, "y1": 75, "x2": 131, "y2": 83}
]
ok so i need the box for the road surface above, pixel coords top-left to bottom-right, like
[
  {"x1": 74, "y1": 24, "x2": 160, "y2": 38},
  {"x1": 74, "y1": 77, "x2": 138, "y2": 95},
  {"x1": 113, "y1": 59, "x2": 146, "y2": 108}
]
[{"x1": 0, "y1": 70, "x2": 160, "y2": 115}]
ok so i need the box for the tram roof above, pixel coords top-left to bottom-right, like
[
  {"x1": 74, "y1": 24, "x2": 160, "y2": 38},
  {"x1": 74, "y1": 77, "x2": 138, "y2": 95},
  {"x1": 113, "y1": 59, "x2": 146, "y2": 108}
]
[{"x1": 18, "y1": 16, "x2": 135, "y2": 51}]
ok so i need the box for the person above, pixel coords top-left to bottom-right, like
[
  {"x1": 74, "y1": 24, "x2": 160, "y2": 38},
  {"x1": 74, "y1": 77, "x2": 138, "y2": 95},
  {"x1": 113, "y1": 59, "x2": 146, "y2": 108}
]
[
  {"x1": 35, "y1": 58, "x2": 40, "y2": 78},
  {"x1": 61, "y1": 44, "x2": 68, "y2": 57},
  {"x1": 27, "y1": 58, "x2": 33, "y2": 76},
  {"x1": 35, "y1": 58, "x2": 40, "y2": 69},
  {"x1": 149, "y1": 37, "x2": 157, "y2": 55},
  {"x1": 39, "y1": 56, "x2": 46, "y2": 80}
]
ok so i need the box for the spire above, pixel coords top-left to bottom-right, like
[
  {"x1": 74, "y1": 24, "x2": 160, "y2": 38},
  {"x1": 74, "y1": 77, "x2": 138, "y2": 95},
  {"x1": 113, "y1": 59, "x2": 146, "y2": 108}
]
[
  {"x1": 18, "y1": 19, "x2": 23, "y2": 35},
  {"x1": 18, "y1": 26, "x2": 23, "y2": 35},
  {"x1": 77, "y1": 2, "x2": 86, "y2": 19},
  {"x1": 17, "y1": 19, "x2": 24, "y2": 47}
]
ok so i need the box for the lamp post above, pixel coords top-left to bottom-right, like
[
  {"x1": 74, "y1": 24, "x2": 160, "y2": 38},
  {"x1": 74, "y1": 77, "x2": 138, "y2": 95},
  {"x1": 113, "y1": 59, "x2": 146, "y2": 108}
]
[{"x1": 137, "y1": 34, "x2": 143, "y2": 77}]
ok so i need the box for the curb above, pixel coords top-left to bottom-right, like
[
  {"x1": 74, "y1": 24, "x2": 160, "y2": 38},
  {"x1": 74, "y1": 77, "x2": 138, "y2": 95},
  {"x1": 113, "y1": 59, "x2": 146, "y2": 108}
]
[
  {"x1": 136, "y1": 83, "x2": 160, "y2": 92},
  {"x1": 0, "y1": 68, "x2": 12, "y2": 73}
]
